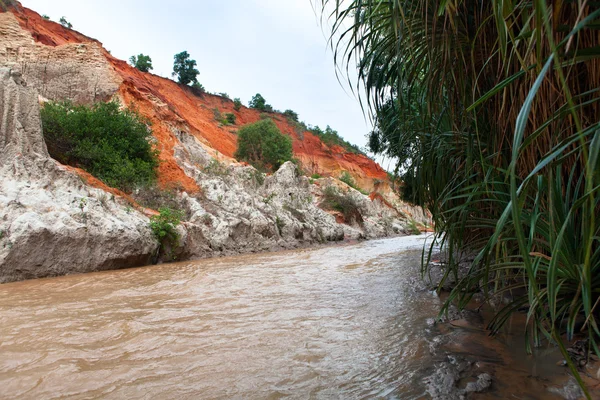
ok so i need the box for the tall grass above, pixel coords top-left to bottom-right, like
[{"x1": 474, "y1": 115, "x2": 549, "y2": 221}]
[{"x1": 317, "y1": 0, "x2": 600, "y2": 395}]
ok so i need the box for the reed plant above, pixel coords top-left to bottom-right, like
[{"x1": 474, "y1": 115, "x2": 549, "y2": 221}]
[{"x1": 317, "y1": 1, "x2": 600, "y2": 395}]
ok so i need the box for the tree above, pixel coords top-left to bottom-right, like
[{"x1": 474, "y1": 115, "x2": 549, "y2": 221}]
[
  {"x1": 42, "y1": 14, "x2": 50, "y2": 20},
  {"x1": 248, "y1": 93, "x2": 272, "y2": 112},
  {"x1": 283, "y1": 109, "x2": 299, "y2": 122},
  {"x1": 59, "y1": 16, "x2": 72, "y2": 29},
  {"x1": 172, "y1": 51, "x2": 199, "y2": 86},
  {"x1": 235, "y1": 119, "x2": 292, "y2": 172},
  {"x1": 129, "y1": 54, "x2": 153, "y2": 73},
  {"x1": 40, "y1": 101, "x2": 158, "y2": 192}
]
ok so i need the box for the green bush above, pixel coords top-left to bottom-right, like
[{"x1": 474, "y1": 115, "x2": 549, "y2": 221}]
[
  {"x1": 129, "y1": 54, "x2": 153, "y2": 73},
  {"x1": 249, "y1": 93, "x2": 273, "y2": 112},
  {"x1": 213, "y1": 107, "x2": 223, "y2": 122},
  {"x1": 233, "y1": 98, "x2": 242, "y2": 111},
  {"x1": 149, "y1": 207, "x2": 184, "y2": 260},
  {"x1": 311, "y1": 173, "x2": 322, "y2": 179},
  {"x1": 234, "y1": 119, "x2": 293, "y2": 172},
  {"x1": 225, "y1": 113, "x2": 236, "y2": 125},
  {"x1": 40, "y1": 101, "x2": 158, "y2": 192},
  {"x1": 309, "y1": 125, "x2": 365, "y2": 155},
  {"x1": 283, "y1": 109, "x2": 299, "y2": 122}
]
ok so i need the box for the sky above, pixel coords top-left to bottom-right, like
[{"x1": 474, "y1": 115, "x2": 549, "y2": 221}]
[{"x1": 20, "y1": 0, "x2": 390, "y2": 166}]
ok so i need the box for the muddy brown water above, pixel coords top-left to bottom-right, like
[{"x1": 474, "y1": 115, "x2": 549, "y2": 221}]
[{"x1": 0, "y1": 236, "x2": 586, "y2": 399}]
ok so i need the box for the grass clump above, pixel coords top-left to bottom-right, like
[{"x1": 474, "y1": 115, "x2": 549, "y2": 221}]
[
  {"x1": 41, "y1": 101, "x2": 158, "y2": 192},
  {"x1": 234, "y1": 119, "x2": 292, "y2": 172},
  {"x1": 149, "y1": 207, "x2": 184, "y2": 261},
  {"x1": 339, "y1": 171, "x2": 368, "y2": 195}
]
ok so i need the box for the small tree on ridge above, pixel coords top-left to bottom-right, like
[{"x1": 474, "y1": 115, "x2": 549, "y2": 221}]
[
  {"x1": 172, "y1": 51, "x2": 200, "y2": 86},
  {"x1": 130, "y1": 54, "x2": 153, "y2": 73}
]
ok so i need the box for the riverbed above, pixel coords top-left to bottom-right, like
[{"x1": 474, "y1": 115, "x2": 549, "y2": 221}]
[{"x1": 0, "y1": 235, "x2": 587, "y2": 399}]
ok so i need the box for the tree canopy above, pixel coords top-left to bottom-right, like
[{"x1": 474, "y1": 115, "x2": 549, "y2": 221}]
[
  {"x1": 234, "y1": 119, "x2": 292, "y2": 172},
  {"x1": 129, "y1": 54, "x2": 153, "y2": 73},
  {"x1": 172, "y1": 51, "x2": 200, "y2": 86}
]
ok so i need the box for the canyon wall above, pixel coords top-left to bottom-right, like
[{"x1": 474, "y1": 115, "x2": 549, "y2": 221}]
[{"x1": 0, "y1": 4, "x2": 430, "y2": 282}]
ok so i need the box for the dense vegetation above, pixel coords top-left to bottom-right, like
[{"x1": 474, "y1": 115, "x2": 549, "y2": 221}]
[
  {"x1": 248, "y1": 93, "x2": 274, "y2": 112},
  {"x1": 173, "y1": 51, "x2": 200, "y2": 86},
  {"x1": 41, "y1": 101, "x2": 158, "y2": 192},
  {"x1": 320, "y1": 0, "x2": 600, "y2": 393},
  {"x1": 234, "y1": 119, "x2": 292, "y2": 172},
  {"x1": 308, "y1": 125, "x2": 365, "y2": 155},
  {"x1": 129, "y1": 54, "x2": 153, "y2": 73}
]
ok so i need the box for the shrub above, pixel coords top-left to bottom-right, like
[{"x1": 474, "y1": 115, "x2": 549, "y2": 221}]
[
  {"x1": 149, "y1": 207, "x2": 184, "y2": 260},
  {"x1": 309, "y1": 125, "x2": 365, "y2": 155},
  {"x1": 249, "y1": 93, "x2": 273, "y2": 112},
  {"x1": 191, "y1": 81, "x2": 205, "y2": 95},
  {"x1": 213, "y1": 107, "x2": 223, "y2": 123},
  {"x1": 249, "y1": 93, "x2": 266, "y2": 110},
  {"x1": 321, "y1": 186, "x2": 363, "y2": 226},
  {"x1": 59, "y1": 16, "x2": 72, "y2": 29},
  {"x1": 40, "y1": 101, "x2": 158, "y2": 192},
  {"x1": 339, "y1": 171, "x2": 356, "y2": 187},
  {"x1": 225, "y1": 113, "x2": 236, "y2": 125},
  {"x1": 42, "y1": 14, "x2": 50, "y2": 20},
  {"x1": 311, "y1": 173, "x2": 322, "y2": 179},
  {"x1": 283, "y1": 109, "x2": 299, "y2": 122},
  {"x1": 234, "y1": 119, "x2": 292, "y2": 172},
  {"x1": 129, "y1": 54, "x2": 153, "y2": 73},
  {"x1": 172, "y1": 51, "x2": 200, "y2": 86},
  {"x1": 233, "y1": 98, "x2": 242, "y2": 111},
  {"x1": 218, "y1": 92, "x2": 230, "y2": 99}
]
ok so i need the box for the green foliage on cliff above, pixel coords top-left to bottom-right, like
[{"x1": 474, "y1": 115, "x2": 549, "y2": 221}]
[
  {"x1": 248, "y1": 93, "x2": 273, "y2": 112},
  {"x1": 308, "y1": 125, "x2": 364, "y2": 155},
  {"x1": 59, "y1": 16, "x2": 72, "y2": 29},
  {"x1": 129, "y1": 54, "x2": 153, "y2": 73},
  {"x1": 41, "y1": 101, "x2": 159, "y2": 192},
  {"x1": 233, "y1": 98, "x2": 242, "y2": 111},
  {"x1": 234, "y1": 119, "x2": 292, "y2": 172},
  {"x1": 149, "y1": 207, "x2": 184, "y2": 261},
  {"x1": 172, "y1": 51, "x2": 200, "y2": 86},
  {"x1": 321, "y1": 186, "x2": 363, "y2": 226}
]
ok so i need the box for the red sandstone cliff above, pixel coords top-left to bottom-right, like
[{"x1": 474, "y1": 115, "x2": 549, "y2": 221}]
[{"x1": 5, "y1": 4, "x2": 389, "y2": 195}]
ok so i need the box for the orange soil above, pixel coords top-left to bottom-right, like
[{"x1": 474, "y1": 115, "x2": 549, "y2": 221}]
[{"x1": 9, "y1": 3, "x2": 390, "y2": 194}]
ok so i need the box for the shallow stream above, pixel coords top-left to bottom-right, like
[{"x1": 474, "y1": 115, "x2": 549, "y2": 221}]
[{"x1": 0, "y1": 236, "x2": 583, "y2": 399}]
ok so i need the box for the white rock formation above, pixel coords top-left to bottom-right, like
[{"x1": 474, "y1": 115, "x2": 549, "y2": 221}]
[{"x1": 0, "y1": 68, "x2": 157, "y2": 282}]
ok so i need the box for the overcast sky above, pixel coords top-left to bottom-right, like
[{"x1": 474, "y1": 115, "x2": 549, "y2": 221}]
[{"x1": 20, "y1": 0, "x2": 387, "y2": 164}]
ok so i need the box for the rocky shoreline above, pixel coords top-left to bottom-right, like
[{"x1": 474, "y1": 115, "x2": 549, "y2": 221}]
[{"x1": 418, "y1": 248, "x2": 599, "y2": 399}]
